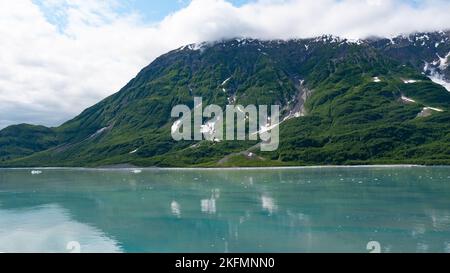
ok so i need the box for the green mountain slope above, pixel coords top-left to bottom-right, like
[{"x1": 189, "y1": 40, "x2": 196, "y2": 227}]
[
  {"x1": 1, "y1": 33, "x2": 450, "y2": 167},
  {"x1": 0, "y1": 124, "x2": 58, "y2": 161}
]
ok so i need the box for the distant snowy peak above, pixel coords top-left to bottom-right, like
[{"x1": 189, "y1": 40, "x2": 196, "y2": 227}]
[
  {"x1": 438, "y1": 52, "x2": 450, "y2": 70},
  {"x1": 175, "y1": 31, "x2": 450, "y2": 55},
  {"x1": 174, "y1": 31, "x2": 450, "y2": 91},
  {"x1": 175, "y1": 36, "x2": 369, "y2": 57},
  {"x1": 368, "y1": 31, "x2": 450, "y2": 46},
  {"x1": 364, "y1": 31, "x2": 450, "y2": 91},
  {"x1": 178, "y1": 42, "x2": 210, "y2": 52}
]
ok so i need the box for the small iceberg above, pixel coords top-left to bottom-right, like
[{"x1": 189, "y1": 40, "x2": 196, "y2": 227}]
[
  {"x1": 201, "y1": 199, "x2": 217, "y2": 214},
  {"x1": 261, "y1": 195, "x2": 277, "y2": 214},
  {"x1": 171, "y1": 201, "x2": 181, "y2": 217},
  {"x1": 31, "y1": 170, "x2": 42, "y2": 175}
]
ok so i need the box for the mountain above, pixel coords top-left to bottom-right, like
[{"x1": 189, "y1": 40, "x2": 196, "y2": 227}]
[
  {"x1": 368, "y1": 31, "x2": 450, "y2": 87},
  {"x1": 1, "y1": 31, "x2": 450, "y2": 167}
]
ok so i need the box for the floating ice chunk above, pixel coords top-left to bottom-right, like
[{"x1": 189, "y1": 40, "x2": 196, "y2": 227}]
[
  {"x1": 171, "y1": 201, "x2": 181, "y2": 217},
  {"x1": 261, "y1": 196, "x2": 277, "y2": 214},
  {"x1": 416, "y1": 243, "x2": 429, "y2": 253},
  {"x1": 212, "y1": 189, "x2": 220, "y2": 199},
  {"x1": 201, "y1": 199, "x2": 216, "y2": 214}
]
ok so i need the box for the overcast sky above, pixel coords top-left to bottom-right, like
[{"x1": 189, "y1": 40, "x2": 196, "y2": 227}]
[{"x1": 1, "y1": 0, "x2": 450, "y2": 129}]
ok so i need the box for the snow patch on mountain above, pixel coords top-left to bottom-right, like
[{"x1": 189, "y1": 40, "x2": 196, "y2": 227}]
[
  {"x1": 227, "y1": 94, "x2": 236, "y2": 104},
  {"x1": 424, "y1": 62, "x2": 450, "y2": 92},
  {"x1": 415, "y1": 34, "x2": 430, "y2": 41},
  {"x1": 171, "y1": 119, "x2": 182, "y2": 134},
  {"x1": 236, "y1": 105, "x2": 246, "y2": 114},
  {"x1": 418, "y1": 107, "x2": 445, "y2": 118},
  {"x1": 401, "y1": 95, "x2": 416, "y2": 103},
  {"x1": 438, "y1": 52, "x2": 450, "y2": 70},
  {"x1": 399, "y1": 94, "x2": 444, "y2": 116},
  {"x1": 429, "y1": 73, "x2": 450, "y2": 92},
  {"x1": 221, "y1": 77, "x2": 231, "y2": 86},
  {"x1": 179, "y1": 42, "x2": 210, "y2": 52},
  {"x1": 313, "y1": 35, "x2": 348, "y2": 44},
  {"x1": 201, "y1": 116, "x2": 221, "y2": 142},
  {"x1": 403, "y1": 79, "x2": 419, "y2": 84},
  {"x1": 89, "y1": 126, "x2": 112, "y2": 139},
  {"x1": 425, "y1": 107, "x2": 444, "y2": 112},
  {"x1": 347, "y1": 39, "x2": 364, "y2": 45}
]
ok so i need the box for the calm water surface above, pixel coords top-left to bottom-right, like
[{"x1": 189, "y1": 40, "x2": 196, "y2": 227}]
[{"x1": 1, "y1": 166, "x2": 450, "y2": 253}]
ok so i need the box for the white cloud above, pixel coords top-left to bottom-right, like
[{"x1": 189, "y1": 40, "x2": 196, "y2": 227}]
[{"x1": 1, "y1": 0, "x2": 450, "y2": 129}]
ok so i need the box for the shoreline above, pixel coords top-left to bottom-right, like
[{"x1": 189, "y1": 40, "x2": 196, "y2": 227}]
[{"x1": 0, "y1": 164, "x2": 443, "y2": 172}]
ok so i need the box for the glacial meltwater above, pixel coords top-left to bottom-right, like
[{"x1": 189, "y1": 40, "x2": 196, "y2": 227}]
[{"x1": 1, "y1": 166, "x2": 450, "y2": 253}]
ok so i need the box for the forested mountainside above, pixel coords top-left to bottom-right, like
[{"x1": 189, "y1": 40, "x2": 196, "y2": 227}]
[{"x1": 1, "y1": 31, "x2": 450, "y2": 167}]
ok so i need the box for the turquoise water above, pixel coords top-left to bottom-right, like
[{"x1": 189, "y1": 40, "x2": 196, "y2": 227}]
[{"x1": 1, "y1": 166, "x2": 450, "y2": 253}]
